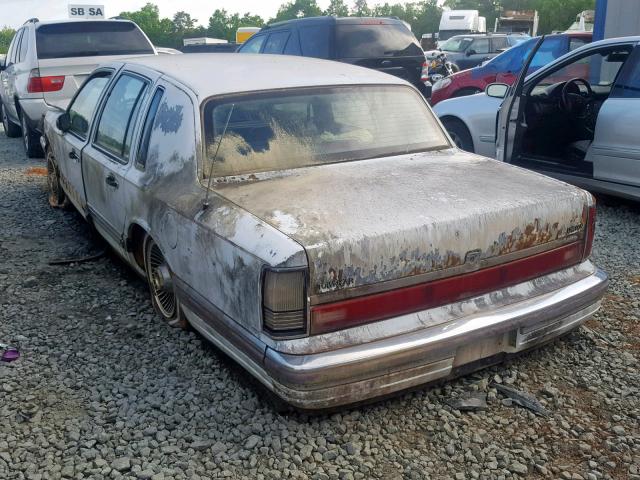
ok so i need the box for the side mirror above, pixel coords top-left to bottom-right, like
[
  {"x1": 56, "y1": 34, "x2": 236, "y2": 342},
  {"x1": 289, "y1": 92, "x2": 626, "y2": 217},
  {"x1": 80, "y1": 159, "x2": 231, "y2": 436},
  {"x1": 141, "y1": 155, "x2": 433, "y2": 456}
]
[
  {"x1": 57, "y1": 112, "x2": 71, "y2": 132},
  {"x1": 486, "y1": 83, "x2": 509, "y2": 99},
  {"x1": 466, "y1": 49, "x2": 476, "y2": 57}
]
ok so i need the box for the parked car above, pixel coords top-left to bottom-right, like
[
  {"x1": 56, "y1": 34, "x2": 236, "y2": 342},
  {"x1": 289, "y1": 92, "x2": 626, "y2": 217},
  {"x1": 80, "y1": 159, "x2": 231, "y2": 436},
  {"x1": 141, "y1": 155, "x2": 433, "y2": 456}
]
[
  {"x1": 0, "y1": 18, "x2": 155, "y2": 157},
  {"x1": 237, "y1": 16, "x2": 428, "y2": 96},
  {"x1": 181, "y1": 43, "x2": 239, "y2": 53},
  {"x1": 496, "y1": 35, "x2": 640, "y2": 201},
  {"x1": 431, "y1": 33, "x2": 592, "y2": 105},
  {"x1": 155, "y1": 47, "x2": 182, "y2": 55},
  {"x1": 43, "y1": 54, "x2": 606, "y2": 409},
  {"x1": 439, "y1": 33, "x2": 527, "y2": 70}
]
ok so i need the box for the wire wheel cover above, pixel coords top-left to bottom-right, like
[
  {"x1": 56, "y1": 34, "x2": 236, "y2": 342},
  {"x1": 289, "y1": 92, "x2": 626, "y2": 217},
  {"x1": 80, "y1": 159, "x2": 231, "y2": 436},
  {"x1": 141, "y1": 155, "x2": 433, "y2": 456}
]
[{"x1": 148, "y1": 242, "x2": 176, "y2": 318}]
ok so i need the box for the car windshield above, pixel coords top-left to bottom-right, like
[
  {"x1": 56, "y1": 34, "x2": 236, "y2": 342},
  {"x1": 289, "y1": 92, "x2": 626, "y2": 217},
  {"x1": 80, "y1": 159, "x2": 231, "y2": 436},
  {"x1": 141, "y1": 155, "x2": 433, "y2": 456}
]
[
  {"x1": 36, "y1": 21, "x2": 154, "y2": 59},
  {"x1": 335, "y1": 23, "x2": 423, "y2": 58},
  {"x1": 203, "y1": 85, "x2": 449, "y2": 177},
  {"x1": 440, "y1": 37, "x2": 473, "y2": 52}
]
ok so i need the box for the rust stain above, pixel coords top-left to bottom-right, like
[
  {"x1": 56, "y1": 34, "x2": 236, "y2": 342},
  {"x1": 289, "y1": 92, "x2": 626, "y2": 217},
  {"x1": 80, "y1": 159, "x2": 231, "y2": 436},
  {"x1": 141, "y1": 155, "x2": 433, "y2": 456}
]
[{"x1": 26, "y1": 166, "x2": 47, "y2": 177}]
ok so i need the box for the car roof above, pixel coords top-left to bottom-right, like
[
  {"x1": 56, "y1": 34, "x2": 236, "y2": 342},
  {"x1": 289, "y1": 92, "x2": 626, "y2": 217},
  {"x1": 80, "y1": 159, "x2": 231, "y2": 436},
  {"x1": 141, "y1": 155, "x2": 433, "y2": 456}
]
[
  {"x1": 265, "y1": 16, "x2": 405, "y2": 29},
  {"x1": 116, "y1": 53, "x2": 409, "y2": 99}
]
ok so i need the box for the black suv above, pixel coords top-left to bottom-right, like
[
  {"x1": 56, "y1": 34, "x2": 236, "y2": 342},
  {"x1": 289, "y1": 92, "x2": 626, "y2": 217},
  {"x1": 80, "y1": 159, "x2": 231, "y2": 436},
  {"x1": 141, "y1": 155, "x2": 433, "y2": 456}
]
[{"x1": 237, "y1": 16, "x2": 427, "y2": 96}]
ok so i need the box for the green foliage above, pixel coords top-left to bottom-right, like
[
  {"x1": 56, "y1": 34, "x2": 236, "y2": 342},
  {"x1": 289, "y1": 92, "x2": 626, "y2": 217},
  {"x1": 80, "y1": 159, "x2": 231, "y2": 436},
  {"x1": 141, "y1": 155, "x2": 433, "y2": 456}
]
[
  {"x1": 0, "y1": 26, "x2": 16, "y2": 54},
  {"x1": 117, "y1": 0, "x2": 596, "y2": 51},
  {"x1": 272, "y1": 0, "x2": 323, "y2": 22},
  {"x1": 324, "y1": 0, "x2": 350, "y2": 16}
]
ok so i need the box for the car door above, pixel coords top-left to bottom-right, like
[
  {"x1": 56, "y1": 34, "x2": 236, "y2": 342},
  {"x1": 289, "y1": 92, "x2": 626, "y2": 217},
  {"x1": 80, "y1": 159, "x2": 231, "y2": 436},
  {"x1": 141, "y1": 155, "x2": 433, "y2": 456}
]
[
  {"x1": 495, "y1": 36, "x2": 545, "y2": 162},
  {"x1": 52, "y1": 70, "x2": 114, "y2": 213},
  {"x1": 587, "y1": 45, "x2": 640, "y2": 187},
  {"x1": 460, "y1": 37, "x2": 490, "y2": 69},
  {"x1": 81, "y1": 71, "x2": 151, "y2": 251},
  {"x1": 0, "y1": 28, "x2": 23, "y2": 121}
]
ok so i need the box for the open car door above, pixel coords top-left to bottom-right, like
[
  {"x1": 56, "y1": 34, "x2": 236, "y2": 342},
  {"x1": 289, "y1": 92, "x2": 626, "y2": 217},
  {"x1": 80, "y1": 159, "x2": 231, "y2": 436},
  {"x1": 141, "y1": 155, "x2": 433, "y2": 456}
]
[{"x1": 495, "y1": 36, "x2": 545, "y2": 163}]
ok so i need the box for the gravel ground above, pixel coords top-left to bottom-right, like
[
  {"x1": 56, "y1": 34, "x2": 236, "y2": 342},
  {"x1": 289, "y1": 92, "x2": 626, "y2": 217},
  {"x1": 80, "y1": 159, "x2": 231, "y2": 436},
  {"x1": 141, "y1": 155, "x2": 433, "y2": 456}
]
[{"x1": 0, "y1": 123, "x2": 639, "y2": 480}]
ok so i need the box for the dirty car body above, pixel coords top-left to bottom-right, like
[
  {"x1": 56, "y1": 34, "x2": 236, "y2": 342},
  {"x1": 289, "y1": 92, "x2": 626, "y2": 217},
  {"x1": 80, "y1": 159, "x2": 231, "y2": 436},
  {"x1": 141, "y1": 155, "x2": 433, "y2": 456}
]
[{"x1": 43, "y1": 54, "x2": 608, "y2": 409}]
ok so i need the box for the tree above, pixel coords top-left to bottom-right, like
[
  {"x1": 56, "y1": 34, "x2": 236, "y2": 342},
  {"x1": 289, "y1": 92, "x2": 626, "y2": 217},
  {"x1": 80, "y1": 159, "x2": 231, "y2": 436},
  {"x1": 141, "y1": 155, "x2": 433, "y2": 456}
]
[
  {"x1": 324, "y1": 0, "x2": 350, "y2": 16},
  {"x1": 0, "y1": 27, "x2": 16, "y2": 55},
  {"x1": 351, "y1": 0, "x2": 371, "y2": 16},
  {"x1": 272, "y1": 0, "x2": 323, "y2": 22},
  {"x1": 208, "y1": 10, "x2": 265, "y2": 41},
  {"x1": 172, "y1": 11, "x2": 197, "y2": 33},
  {"x1": 119, "y1": 3, "x2": 175, "y2": 47}
]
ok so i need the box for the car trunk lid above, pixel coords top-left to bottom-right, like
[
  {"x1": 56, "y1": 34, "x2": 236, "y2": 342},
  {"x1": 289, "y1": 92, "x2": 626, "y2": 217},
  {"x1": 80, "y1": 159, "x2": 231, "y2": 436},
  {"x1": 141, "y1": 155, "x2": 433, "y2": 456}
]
[{"x1": 215, "y1": 151, "x2": 590, "y2": 299}]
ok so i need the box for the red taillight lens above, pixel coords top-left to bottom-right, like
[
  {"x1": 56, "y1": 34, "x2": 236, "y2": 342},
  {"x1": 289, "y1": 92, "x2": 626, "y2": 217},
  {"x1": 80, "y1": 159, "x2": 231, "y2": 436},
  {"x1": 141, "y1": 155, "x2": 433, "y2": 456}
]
[
  {"x1": 583, "y1": 202, "x2": 596, "y2": 260},
  {"x1": 27, "y1": 75, "x2": 65, "y2": 93},
  {"x1": 311, "y1": 242, "x2": 585, "y2": 335}
]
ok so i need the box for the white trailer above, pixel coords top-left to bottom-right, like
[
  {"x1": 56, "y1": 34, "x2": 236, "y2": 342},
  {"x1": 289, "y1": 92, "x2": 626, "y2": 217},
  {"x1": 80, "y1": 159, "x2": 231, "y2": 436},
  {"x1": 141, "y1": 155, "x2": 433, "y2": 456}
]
[{"x1": 438, "y1": 10, "x2": 486, "y2": 43}]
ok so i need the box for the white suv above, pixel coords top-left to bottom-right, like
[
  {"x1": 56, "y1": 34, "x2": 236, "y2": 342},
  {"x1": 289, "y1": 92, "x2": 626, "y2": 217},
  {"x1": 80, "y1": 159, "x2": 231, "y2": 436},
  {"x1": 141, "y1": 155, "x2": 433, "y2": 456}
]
[{"x1": 0, "y1": 18, "x2": 155, "y2": 157}]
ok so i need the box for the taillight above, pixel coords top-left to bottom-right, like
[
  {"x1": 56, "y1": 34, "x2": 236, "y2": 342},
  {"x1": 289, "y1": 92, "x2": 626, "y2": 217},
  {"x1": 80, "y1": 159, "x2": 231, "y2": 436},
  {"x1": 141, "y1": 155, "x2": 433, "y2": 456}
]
[
  {"x1": 27, "y1": 70, "x2": 65, "y2": 93},
  {"x1": 582, "y1": 201, "x2": 597, "y2": 260},
  {"x1": 262, "y1": 269, "x2": 307, "y2": 336},
  {"x1": 421, "y1": 62, "x2": 429, "y2": 82}
]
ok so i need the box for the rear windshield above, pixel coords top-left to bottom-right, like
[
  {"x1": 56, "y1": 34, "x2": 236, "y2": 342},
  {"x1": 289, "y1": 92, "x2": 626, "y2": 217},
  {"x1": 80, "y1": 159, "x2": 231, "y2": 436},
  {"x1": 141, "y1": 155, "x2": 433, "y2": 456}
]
[
  {"x1": 36, "y1": 22, "x2": 154, "y2": 60},
  {"x1": 203, "y1": 86, "x2": 449, "y2": 178},
  {"x1": 336, "y1": 24, "x2": 423, "y2": 58}
]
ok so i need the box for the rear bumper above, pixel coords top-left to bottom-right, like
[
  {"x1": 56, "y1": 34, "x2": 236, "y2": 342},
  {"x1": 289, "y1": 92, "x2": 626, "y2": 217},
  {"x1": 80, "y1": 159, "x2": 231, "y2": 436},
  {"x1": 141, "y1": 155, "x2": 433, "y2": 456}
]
[
  {"x1": 19, "y1": 98, "x2": 50, "y2": 131},
  {"x1": 179, "y1": 264, "x2": 607, "y2": 410},
  {"x1": 264, "y1": 268, "x2": 607, "y2": 409}
]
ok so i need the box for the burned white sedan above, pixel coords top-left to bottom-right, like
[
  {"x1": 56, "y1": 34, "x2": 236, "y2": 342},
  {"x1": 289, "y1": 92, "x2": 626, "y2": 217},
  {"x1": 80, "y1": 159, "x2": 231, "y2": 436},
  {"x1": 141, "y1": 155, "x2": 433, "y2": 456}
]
[{"x1": 43, "y1": 54, "x2": 607, "y2": 409}]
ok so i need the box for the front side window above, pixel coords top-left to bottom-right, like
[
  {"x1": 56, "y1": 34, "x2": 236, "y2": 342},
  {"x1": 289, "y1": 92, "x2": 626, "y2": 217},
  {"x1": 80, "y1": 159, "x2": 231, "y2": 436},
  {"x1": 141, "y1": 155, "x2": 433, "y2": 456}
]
[
  {"x1": 263, "y1": 32, "x2": 290, "y2": 54},
  {"x1": 95, "y1": 74, "x2": 147, "y2": 160},
  {"x1": 67, "y1": 73, "x2": 111, "y2": 138},
  {"x1": 203, "y1": 86, "x2": 449, "y2": 178},
  {"x1": 535, "y1": 46, "x2": 631, "y2": 88},
  {"x1": 440, "y1": 36, "x2": 473, "y2": 53},
  {"x1": 239, "y1": 34, "x2": 266, "y2": 53}
]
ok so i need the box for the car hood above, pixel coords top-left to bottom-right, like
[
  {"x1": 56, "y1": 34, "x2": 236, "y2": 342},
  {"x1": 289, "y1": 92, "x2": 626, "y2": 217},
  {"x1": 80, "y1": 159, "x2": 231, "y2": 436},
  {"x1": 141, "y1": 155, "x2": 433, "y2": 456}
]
[{"x1": 214, "y1": 150, "x2": 590, "y2": 297}]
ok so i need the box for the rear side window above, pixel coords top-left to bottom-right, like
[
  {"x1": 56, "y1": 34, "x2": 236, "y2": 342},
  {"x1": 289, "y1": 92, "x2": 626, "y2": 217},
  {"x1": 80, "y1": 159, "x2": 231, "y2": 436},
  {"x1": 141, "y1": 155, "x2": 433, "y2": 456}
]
[
  {"x1": 263, "y1": 32, "x2": 290, "y2": 54},
  {"x1": 491, "y1": 37, "x2": 509, "y2": 52},
  {"x1": 471, "y1": 38, "x2": 490, "y2": 54},
  {"x1": 67, "y1": 73, "x2": 111, "y2": 138},
  {"x1": 239, "y1": 34, "x2": 267, "y2": 53},
  {"x1": 136, "y1": 88, "x2": 164, "y2": 168},
  {"x1": 611, "y1": 47, "x2": 640, "y2": 99},
  {"x1": 299, "y1": 25, "x2": 331, "y2": 58},
  {"x1": 336, "y1": 23, "x2": 422, "y2": 58},
  {"x1": 19, "y1": 29, "x2": 29, "y2": 61},
  {"x1": 36, "y1": 22, "x2": 154, "y2": 60},
  {"x1": 95, "y1": 74, "x2": 147, "y2": 161},
  {"x1": 8, "y1": 29, "x2": 23, "y2": 64}
]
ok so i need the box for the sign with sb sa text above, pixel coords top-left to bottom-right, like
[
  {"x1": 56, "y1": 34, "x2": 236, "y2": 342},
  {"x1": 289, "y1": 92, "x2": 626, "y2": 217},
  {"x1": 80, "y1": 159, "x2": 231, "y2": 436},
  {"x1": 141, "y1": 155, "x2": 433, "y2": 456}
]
[{"x1": 68, "y1": 4, "x2": 105, "y2": 19}]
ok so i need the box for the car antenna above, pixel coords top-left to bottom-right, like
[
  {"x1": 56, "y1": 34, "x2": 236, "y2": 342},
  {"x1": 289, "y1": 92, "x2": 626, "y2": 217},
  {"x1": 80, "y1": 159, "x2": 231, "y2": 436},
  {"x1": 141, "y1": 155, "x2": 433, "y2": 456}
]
[{"x1": 203, "y1": 104, "x2": 235, "y2": 210}]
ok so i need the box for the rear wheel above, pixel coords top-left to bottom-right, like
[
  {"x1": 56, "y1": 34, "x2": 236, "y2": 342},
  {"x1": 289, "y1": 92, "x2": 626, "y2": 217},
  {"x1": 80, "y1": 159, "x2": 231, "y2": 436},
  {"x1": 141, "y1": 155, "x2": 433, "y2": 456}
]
[
  {"x1": 442, "y1": 118, "x2": 474, "y2": 153},
  {"x1": 21, "y1": 113, "x2": 44, "y2": 158},
  {"x1": 46, "y1": 147, "x2": 70, "y2": 209},
  {"x1": 144, "y1": 236, "x2": 187, "y2": 329},
  {"x1": 1, "y1": 101, "x2": 21, "y2": 138}
]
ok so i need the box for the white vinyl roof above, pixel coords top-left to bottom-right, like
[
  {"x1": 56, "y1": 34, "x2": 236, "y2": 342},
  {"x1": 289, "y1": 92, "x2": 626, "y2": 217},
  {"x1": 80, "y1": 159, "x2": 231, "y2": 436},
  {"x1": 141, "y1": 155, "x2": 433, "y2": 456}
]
[{"x1": 117, "y1": 53, "x2": 409, "y2": 99}]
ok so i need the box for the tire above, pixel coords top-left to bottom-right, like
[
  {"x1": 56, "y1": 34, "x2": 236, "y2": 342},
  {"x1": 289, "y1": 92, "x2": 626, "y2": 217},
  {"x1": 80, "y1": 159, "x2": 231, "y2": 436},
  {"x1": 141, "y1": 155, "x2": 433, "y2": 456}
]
[
  {"x1": 21, "y1": 113, "x2": 44, "y2": 158},
  {"x1": 442, "y1": 118, "x2": 474, "y2": 153},
  {"x1": 452, "y1": 87, "x2": 483, "y2": 98},
  {"x1": 143, "y1": 236, "x2": 188, "y2": 329},
  {"x1": 1, "y1": 101, "x2": 22, "y2": 138},
  {"x1": 46, "y1": 147, "x2": 70, "y2": 209}
]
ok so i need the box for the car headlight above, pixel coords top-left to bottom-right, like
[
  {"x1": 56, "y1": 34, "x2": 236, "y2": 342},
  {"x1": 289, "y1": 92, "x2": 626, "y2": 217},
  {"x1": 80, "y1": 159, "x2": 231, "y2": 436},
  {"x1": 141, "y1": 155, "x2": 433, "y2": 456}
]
[{"x1": 432, "y1": 77, "x2": 452, "y2": 92}]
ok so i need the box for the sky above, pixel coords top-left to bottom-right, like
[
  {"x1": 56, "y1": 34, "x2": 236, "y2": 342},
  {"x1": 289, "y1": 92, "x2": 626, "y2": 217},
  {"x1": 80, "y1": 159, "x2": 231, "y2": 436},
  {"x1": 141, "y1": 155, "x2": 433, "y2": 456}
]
[{"x1": 0, "y1": 0, "x2": 446, "y2": 28}]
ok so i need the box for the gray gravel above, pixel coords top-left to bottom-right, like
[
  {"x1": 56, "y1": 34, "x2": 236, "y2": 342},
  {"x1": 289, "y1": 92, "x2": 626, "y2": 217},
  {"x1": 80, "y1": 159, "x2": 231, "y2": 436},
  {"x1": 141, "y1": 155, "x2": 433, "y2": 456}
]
[{"x1": 0, "y1": 123, "x2": 639, "y2": 480}]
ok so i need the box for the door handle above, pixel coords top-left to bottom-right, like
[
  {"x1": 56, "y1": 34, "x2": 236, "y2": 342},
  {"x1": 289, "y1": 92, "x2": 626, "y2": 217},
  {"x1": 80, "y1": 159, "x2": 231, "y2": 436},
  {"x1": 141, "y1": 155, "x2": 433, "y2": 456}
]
[
  {"x1": 69, "y1": 150, "x2": 79, "y2": 161},
  {"x1": 105, "y1": 174, "x2": 119, "y2": 189},
  {"x1": 381, "y1": 60, "x2": 392, "y2": 67}
]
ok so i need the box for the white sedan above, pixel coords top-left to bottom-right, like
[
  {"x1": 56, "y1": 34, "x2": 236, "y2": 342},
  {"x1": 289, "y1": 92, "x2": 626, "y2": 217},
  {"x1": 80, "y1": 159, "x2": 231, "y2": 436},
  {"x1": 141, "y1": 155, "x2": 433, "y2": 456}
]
[{"x1": 432, "y1": 89, "x2": 502, "y2": 158}]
